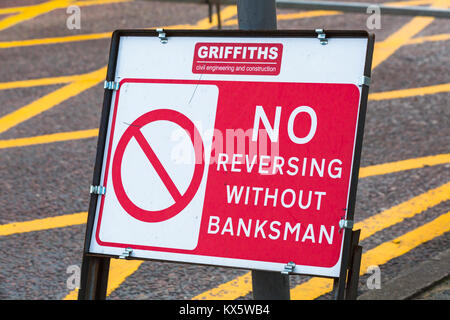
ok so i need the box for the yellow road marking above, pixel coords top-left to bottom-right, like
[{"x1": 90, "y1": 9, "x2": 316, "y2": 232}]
[
  {"x1": 74, "y1": 0, "x2": 132, "y2": 6},
  {"x1": 0, "y1": 73, "x2": 104, "y2": 90},
  {"x1": 63, "y1": 258, "x2": 143, "y2": 300},
  {"x1": 0, "y1": 212, "x2": 87, "y2": 236},
  {"x1": 354, "y1": 182, "x2": 450, "y2": 240},
  {"x1": 0, "y1": 0, "x2": 132, "y2": 15},
  {"x1": 372, "y1": 0, "x2": 447, "y2": 69},
  {"x1": 386, "y1": 0, "x2": 438, "y2": 4},
  {"x1": 406, "y1": 33, "x2": 450, "y2": 45},
  {"x1": 359, "y1": 153, "x2": 450, "y2": 178},
  {"x1": 193, "y1": 272, "x2": 252, "y2": 300},
  {"x1": 0, "y1": 0, "x2": 74, "y2": 32},
  {"x1": 0, "y1": 67, "x2": 106, "y2": 135},
  {"x1": 193, "y1": 182, "x2": 450, "y2": 299},
  {"x1": 369, "y1": 83, "x2": 450, "y2": 101},
  {"x1": 0, "y1": 5, "x2": 235, "y2": 49},
  {"x1": 277, "y1": 10, "x2": 340, "y2": 20},
  {"x1": 0, "y1": 32, "x2": 112, "y2": 49},
  {"x1": 0, "y1": 7, "x2": 28, "y2": 15},
  {"x1": 291, "y1": 211, "x2": 450, "y2": 299},
  {"x1": 360, "y1": 213, "x2": 450, "y2": 275},
  {"x1": 0, "y1": 128, "x2": 98, "y2": 149}
]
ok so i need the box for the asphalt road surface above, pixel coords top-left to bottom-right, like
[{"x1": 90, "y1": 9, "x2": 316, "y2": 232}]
[{"x1": 0, "y1": 0, "x2": 449, "y2": 300}]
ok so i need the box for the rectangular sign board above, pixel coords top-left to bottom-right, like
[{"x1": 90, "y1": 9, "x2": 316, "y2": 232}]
[{"x1": 84, "y1": 30, "x2": 374, "y2": 278}]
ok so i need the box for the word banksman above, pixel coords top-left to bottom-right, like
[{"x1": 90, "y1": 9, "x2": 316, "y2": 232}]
[{"x1": 207, "y1": 216, "x2": 335, "y2": 244}]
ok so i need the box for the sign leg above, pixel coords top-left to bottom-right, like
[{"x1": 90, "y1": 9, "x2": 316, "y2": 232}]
[
  {"x1": 78, "y1": 254, "x2": 110, "y2": 300},
  {"x1": 334, "y1": 229, "x2": 362, "y2": 300},
  {"x1": 346, "y1": 245, "x2": 362, "y2": 300},
  {"x1": 334, "y1": 229, "x2": 353, "y2": 299},
  {"x1": 252, "y1": 270, "x2": 290, "y2": 300},
  {"x1": 345, "y1": 229, "x2": 362, "y2": 300}
]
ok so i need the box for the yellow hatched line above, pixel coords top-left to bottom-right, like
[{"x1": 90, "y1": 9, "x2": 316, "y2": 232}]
[
  {"x1": 0, "y1": 212, "x2": 87, "y2": 236},
  {"x1": 368, "y1": 83, "x2": 450, "y2": 101},
  {"x1": 372, "y1": 0, "x2": 448, "y2": 69},
  {"x1": 0, "y1": 73, "x2": 103, "y2": 90},
  {"x1": 406, "y1": 33, "x2": 450, "y2": 45},
  {"x1": 0, "y1": 32, "x2": 113, "y2": 49},
  {"x1": 290, "y1": 211, "x2": 450, "y2": 299},
  {"x1": 222, "y1": 9, "x2": 341, "y2": 26},
  {"x1": 359, "y1": 153, "x2": 450, "y2": 178},
  {"x1": 74, "y1": 0, "x2": 132, "y2": 6},
  {"x1": 193, "y1": 182, "x2": 450, "y2": 299},
  {"x1": 0, "y1": 128, "x2": 98, "y2": 149},
  {"x1": 354, "y1": 182, "x2": 450, "y2": 240},
  {"x1": 0, "y1": 67, "x2": 107, "y2": 135},
  {"x1": 0, "y1": 0, "x2": 132, "y2": 15},
  {"x1": 386, "y1": 0, "x2": 440, "y2": 4}
]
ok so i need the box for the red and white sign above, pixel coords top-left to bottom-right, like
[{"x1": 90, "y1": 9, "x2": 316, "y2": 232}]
[
  {"x1": 192, "y1": 43, "x2": 283, "y2": 75},
  {"x1": 89, "y1": 34, "x2": 369, "y2": 277}
]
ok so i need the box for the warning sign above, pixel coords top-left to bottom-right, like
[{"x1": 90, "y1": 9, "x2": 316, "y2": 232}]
[{"x1": 86, "y1": 30, "x2": 373, "y2": 278}]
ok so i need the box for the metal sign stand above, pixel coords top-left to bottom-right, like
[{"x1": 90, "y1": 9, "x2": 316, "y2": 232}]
[{"x1": 332, "y1": 229, "x2": 363, "y2": 300}]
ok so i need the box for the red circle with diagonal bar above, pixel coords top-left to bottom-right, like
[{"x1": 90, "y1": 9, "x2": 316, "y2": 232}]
[{"x1": 111, "y1": 109, "x2": 205, "y2": 223}]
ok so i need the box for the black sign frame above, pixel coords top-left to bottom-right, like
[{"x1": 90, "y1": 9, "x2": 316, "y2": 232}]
[{"x1": 78, "y1": 29, "x2": 374, "y2": 300}]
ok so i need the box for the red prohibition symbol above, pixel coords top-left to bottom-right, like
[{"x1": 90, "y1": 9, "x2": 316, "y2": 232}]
[{"x1": 112, "y1": 109, "x2": 205, "y2": 223}]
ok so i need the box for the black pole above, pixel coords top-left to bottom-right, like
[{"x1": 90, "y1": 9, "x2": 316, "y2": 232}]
[
  {"x1": 236, "y1": 0, "x2": 289, "y2": 300},
  {"x1": 252, "y1": 270, "x2": 290, "y2": 300},
  {"x1": 78, "y1": 255, "x2": 110, "y2": 300},
  {"x1": 237, "y1": 0, "x2": 277, "y2": 30}
]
